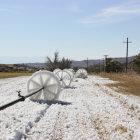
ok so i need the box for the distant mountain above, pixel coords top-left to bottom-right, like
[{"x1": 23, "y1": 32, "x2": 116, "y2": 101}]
[
  {"x1": 113, "y1": 56, "x2": 136, "y2": 63},
  {"x1": 25, "y1": 63, "x2": 46, "y2": 68},
  {"x1": 25, "y1": 56, "x2": 136, "y2": 68},
  {"x1": 72, "y1": 56, "x2": 136, "y2": 67},
  {"x1": 71, "y1": 59, "x2": 101, "y2": 67},
  {"x1": 0, "y1": 56, "x2": 45, "y2": 64}
]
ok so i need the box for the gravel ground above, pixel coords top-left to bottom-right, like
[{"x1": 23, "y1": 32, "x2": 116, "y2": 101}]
[{"x1": 0, "y1": 75, "x2": 140, "y2": 140}]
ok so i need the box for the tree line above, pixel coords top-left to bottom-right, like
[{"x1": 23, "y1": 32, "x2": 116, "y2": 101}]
[
  {"x1": 87, "y1": 53, "x2": 140, "y2": 73},
  {"x1": 46, "y1": 52, "x2": 140, "y2": 73}
]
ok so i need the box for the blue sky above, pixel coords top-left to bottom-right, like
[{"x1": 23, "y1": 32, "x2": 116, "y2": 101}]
[{"x1": 0, "y1": 0, "x2": 140, "y2": 63}]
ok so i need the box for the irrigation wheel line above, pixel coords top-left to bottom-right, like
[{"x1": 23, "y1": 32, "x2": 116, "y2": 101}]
[
  {"x1": 27, "y1": 70, "x2": 61, "y2": 101},
  {"x1": 0, "y1": 70, "x2": 61, "y2": 111},
  {"x1": 76, "y1": 69, "x2": 88, "y2": 79},
  {"x1": 55, "y1": 70, "x2": 72, "y2": 88},
  {"x1": 68, "y1": 69, "x2": 76, "y2": 80},
  {"x1": 53, "y1": 68, "x2": 61, "y2": 75},
  {"x1": 68, "y1": 68, "x2": 75, "y2": 73},
  {"x1": 64, "y1": 69, "x2": 75, "y2": 81}
]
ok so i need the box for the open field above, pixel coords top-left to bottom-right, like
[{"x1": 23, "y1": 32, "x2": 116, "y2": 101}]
[
  {"x1": 0, "y1": 75, "x2": 140, "y2": 139},
  {"x1": 93, "y1": 72, "x2": 140, "y2": 96},
  {"x1": 0, "y1": 73, "x2": 32, "y2": 79}
]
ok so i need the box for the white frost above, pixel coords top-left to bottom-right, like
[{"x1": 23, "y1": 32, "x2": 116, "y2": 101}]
[{"x1": 0, "y1": 75, "x2": 140, "y2": 140}]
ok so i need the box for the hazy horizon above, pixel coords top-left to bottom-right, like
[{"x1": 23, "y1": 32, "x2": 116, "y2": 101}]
[{"x1": 0, "y1": 54, "x2": 136, "y2": 64}]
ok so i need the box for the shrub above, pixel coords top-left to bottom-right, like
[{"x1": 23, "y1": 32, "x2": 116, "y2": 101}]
[
  {"x1": 106, "y1": 58, "x2": 124, "y2": 72},
  {"x1": 132, "y1": 53, "x2": 140, "y2": 73},
  {"x1": 45, "y1": 52, "x2": 72, "y2": 71}
]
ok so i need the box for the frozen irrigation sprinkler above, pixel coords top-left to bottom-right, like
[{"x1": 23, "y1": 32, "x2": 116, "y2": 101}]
[
  {"x1": 55, "y1": 70, "x2": 72, "y2": 88},
  {"x1": 64, "y1": 69, "x2": 75, "y2": 81},
  {"x1": 27, "y1": 70, "x2": 61, "y2": 101},
  {"x1": 68, "y1": 68, "x2": 75, "y2": 74},
  {"x1": 0, "y1": 70, "x2": 61, "y2": 111},
  {"x1": 75, "y1": 69, "x2": 88, "y2": 79},
  {"x1": 53, "y1": 68, "x2": 61, "y2": 75}
]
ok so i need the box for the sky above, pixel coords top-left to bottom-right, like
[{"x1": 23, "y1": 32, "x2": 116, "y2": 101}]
[{"x1": 0, "y1": 0, "x2": 140, "y2": 63}]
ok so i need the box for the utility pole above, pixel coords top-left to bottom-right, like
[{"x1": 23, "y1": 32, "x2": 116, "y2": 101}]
[
  {"x1": 99, "y1": 60, "x2": 102, "y2": 73},
  {"x1": 87, "y1": 57, "x2": 89, "y2": 72},
  {"x1": 103, "y1": 58, "x2": 105, "y2": 72},
  {"x1": 99, "y1": 60, "x2": 101, "y2": 72},
  {"x1": 104, "y1": 55, "x2": 108, "y2": 72},
  {"x1": 102, "y1": 58, "x2": 104, "y2": 72},
  {"x1": 123, "y1": 38, "x2": 132, "y2": 72}
]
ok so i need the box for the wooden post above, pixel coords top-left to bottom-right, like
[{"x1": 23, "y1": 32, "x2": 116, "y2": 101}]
[{"x1": 123, "y1": 38, "x2": 132, "y2": 72}]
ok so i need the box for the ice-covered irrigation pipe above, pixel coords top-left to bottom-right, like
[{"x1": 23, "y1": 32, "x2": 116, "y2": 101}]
[{"x1": 0, "y1": 87, "x2": 44, "y2": 111}]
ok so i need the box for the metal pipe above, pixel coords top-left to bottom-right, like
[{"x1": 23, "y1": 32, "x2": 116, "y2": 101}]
[{"x1": 0, "y1": 87, "x2": 44, "y2": 111}]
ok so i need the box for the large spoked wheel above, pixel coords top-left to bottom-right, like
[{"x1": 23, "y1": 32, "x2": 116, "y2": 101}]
[
  {"x1": 53, "y1": 68, "x2": 61, "y2": 75},
  {"x1": 64, "y1": 69, "x2": 75, "y2": 80},
  {"x1": 76, "y1": 69, "x2": 87, "y2": 79},
  {"x1": 68, "y1": 69, "x2": 75, "y2": 73},
  {"x1": 27, "y1": 70, "x2": 61, "y2": 101},
  {"x1": 55, "y1": 70, "x2": 72, "y2": 88}
]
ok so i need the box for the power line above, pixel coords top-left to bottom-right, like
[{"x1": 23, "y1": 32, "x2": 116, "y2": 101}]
[{"x1": 123, "y1": 37, "x2": 132, "y2": 72}]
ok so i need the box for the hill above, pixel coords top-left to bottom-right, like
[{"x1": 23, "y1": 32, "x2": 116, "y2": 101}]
[{"x1": 25, "y1": 56, "x2": 136, "y2": 68}]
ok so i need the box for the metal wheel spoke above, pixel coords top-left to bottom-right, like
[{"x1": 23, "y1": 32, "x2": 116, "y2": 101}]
[
  {"x1": 39, "y1": 72, "x2": 43, "y2": 86},
  {"x1": 56, "y1": 72, "x2": 61, "y2": 79},
  {"x1": 44, "y1": 91, "x2": 54, "y2": 100},
  {"x1": 43, "y1": 91, "x2": 48, "y2": 100},
  {"x1": 47, "y1": 83, "x2": 58, "y2": 88},
  {"x1": 35, "y1": 91, "x2": 42, "y2": 99},
  {"x1": 63, "y1": 75, "x2": 68, "y2": 79},
  {"x1": 45, "y1": 89, "x2": 55, "y2": 96},
  {"x1": 44, "y1": 76, "x2": 51, "y2": 86},
  {"x1": 31, "y1": 80, "x2": 41, "y2": 87},
  {"x1": 61, "y1": 71, "x2": 63, "y2": 79},
  {"x1": 62, "y1": 80, "x2": 67, "y2": 87},
  {"x1": 65, "y1": 80, "x2": 70, "y2": 86},
  {"x1": 32, "y1": 91, "x2": 41, "y2": 100}
]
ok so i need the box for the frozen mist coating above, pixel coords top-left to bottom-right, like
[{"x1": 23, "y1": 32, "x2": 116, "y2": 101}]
[
  {"x1": 27, "y1": 70, "x2": 61, "y2": 101},
  {"x1": 0, "y1": 75, "x2": 140, "y2": 140}
]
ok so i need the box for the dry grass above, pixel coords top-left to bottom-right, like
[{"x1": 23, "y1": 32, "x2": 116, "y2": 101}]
[
  {"x1": 115, "y1": 125, "x2": 127, "y2": 133},
  {"x1": 93, "y1": 72, "x2": 140, "y2": 96},
  {"x1": 0, "y1": 73, "x2": 32, "y2": 79}
]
